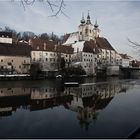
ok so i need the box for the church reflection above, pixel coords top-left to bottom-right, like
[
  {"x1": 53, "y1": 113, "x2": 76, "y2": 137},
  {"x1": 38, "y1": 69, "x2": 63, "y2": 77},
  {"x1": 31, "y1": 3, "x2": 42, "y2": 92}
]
[
  {"x1": 0, "y1": 80, "x2": 134, "y2": 130},
  {"x1": 64, "y1": 81, "x2": 134, "y2": 131}
]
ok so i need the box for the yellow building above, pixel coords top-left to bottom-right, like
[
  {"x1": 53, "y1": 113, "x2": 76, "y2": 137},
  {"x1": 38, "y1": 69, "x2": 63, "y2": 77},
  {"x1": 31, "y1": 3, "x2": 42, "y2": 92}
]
[{"x1": 0, "y1": 42, "x2": 31, "y2": 74}]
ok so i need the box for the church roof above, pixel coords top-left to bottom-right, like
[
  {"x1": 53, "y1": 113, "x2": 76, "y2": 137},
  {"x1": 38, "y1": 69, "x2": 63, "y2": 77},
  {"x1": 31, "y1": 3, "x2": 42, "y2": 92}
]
[
  {"x1": 96, "y1": 37, "x2": 116, "y2": 51},
  {"x1": 83, "y1": 40, "x2": 100, "y2": 53},
  {"x1": 63, "y1": 32, "x2": 79, "y2": 45}
]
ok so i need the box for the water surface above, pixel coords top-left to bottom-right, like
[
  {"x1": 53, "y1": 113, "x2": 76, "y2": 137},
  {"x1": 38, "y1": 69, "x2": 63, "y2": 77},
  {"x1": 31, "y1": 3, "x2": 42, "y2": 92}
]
[{"x1": 0, "y1": 77, "x2": 140, "y2": 138}]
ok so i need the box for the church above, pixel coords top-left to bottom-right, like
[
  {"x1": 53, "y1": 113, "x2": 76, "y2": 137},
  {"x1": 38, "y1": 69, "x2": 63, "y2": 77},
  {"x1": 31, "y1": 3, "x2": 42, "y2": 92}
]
[{"x1": 63, "y1": 12, "x2": 122, "y2": 76}]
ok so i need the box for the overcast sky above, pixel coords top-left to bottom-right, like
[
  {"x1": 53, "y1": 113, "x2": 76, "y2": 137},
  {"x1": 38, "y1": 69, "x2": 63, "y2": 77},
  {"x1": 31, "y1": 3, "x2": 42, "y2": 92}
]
[{"x1": 0, "y1": 0, "x2": 140, "y2": 59}]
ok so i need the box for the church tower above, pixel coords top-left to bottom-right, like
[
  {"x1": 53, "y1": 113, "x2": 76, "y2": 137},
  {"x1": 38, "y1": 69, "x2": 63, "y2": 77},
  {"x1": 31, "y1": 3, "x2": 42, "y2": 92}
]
[
  {"x1": 78, "y1": 12, "x2": 94, "y2": 41},
  {"x1": 93, "y1": 20, "x2": 100, "y2": 38},
  {"x1": 78, "y1": 13, "x2": 85, "y2": 41}
]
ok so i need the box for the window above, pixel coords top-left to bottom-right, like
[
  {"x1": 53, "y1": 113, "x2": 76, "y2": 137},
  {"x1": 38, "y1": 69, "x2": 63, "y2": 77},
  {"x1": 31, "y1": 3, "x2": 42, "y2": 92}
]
[
  {"x1": 8, "y1": 62, "x2": 11, "y2": 65},
  {"x1": 85, "y1": 28, "x2": 88, "y2": 34},
  {"x1": 19, "y1": 65, "x2": 21, "y2": 68},
  {"x1": 80, "y1": 32, "x2": 82, "y2": 35},
  {"x1": 46, "y1": 58, "x2": 48, "y2": 61},
  {"x1": 1, "y1": 60, "x2": 3, "y2": 62},
  {"x1": 11, "y1": 60, "x2": 13, "y2": 62}
]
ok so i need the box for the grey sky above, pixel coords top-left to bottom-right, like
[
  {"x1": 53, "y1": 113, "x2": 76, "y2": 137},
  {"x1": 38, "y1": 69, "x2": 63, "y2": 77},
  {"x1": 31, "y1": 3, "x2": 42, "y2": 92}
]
[{"x1": 0, "y1": 0, "x2": 140, "y2": 59}]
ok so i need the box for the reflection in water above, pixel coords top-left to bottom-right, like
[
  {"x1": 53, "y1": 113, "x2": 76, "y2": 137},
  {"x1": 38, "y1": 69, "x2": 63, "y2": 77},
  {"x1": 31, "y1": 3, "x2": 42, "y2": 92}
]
[
  {"x1": 0, "y1": 80, "x2": 134, "y2": 127},
  {"x1": 64, "y1": 81, "x2": 134, "y2": 131}
]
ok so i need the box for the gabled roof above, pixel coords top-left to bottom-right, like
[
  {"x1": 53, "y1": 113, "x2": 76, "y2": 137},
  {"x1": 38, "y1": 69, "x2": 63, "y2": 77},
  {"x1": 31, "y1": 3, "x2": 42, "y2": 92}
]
[
  {"x1": 63, "y1": 32, "x2": 79, "y2": 45},
  {"x1": 83, "y1": 40, "x2": 100, "y2": 53},
  {"x1": 96, "y1": 37, "x2": 116, "y2": 51},
  {"x1": 0, "y1": 43, "x2": 31, "y2": 57},
  {"x1": 30, "y1": 38, "x2": 74, "y2": 54}
]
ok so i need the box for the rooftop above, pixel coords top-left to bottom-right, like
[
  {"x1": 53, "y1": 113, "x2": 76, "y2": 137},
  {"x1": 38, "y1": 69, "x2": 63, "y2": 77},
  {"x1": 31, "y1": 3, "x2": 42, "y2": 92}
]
[{"x1": 0, "y1": 43, "x2": 31, "y2": 57}]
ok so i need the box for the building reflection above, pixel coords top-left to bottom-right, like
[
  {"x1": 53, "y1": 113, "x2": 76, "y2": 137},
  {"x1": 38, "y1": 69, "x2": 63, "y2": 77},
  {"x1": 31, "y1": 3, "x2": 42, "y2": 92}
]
[
  {"x1": 0, "y1": 80, "x2": 134, "y2": 127},
  {"x1": 64, "y1": 81, "x2": 134, "y2": 131}
]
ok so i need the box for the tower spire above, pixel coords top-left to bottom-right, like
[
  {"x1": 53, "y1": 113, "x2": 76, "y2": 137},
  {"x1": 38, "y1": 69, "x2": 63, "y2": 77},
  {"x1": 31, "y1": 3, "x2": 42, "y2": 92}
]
[
  {"x1": 86, "y1": 10, "x2": 91, "y2": 24},
  {"x1": 94, "y1": 19, "x2": 99, "y2": 28},
  {"x1": 80, "y1": 13, "x2": 85, "y2": 24}
]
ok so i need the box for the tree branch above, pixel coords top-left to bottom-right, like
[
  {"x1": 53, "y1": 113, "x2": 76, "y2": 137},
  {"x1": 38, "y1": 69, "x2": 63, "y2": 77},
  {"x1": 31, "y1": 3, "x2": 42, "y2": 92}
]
[
  {"x1": 127, "y1": 38, "x2": 140, "y2": 48},
  {"x1": 12, "y1": 0, "x2": 66, "y2": 17}
]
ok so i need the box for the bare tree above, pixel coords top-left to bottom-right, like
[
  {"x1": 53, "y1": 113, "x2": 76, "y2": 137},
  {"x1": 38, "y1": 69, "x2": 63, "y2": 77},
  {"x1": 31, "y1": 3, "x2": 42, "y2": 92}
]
[
  {"x1": 127, "y1": 38, "x2": 140, "y2": 56},
  {"x1": 12, "y1": 0, "x2": 66, "y2": 17}
]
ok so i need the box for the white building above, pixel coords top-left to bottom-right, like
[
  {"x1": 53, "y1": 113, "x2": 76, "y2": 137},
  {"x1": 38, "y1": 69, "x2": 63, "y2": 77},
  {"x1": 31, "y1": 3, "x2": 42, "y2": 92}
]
[
  {"x1": 30, "y1": 38, "x2": 73, "y2": 76},
  {"x1": 63, "y1": 13, "x2": 124, "y2": 75},
  {"x1": 120, "y1": 54, "x2": 131, "y2": 67},
  {"x1": 0, "y1": 32, "x2": 13, "y2": 44}
]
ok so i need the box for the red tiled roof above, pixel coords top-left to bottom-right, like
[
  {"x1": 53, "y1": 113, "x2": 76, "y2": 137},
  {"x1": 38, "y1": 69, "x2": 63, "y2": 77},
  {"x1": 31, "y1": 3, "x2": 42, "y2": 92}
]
[
  {"x1": 30, "y1": 38, "x2": 73, "y2": 54},
  {"x1": 96, "y1": 37, "x2": 116, "y2": 51},
  {"x1": 83, "y1": 40, "x2": 100, "y2": 53},
  {"x1": 0, "y1": 43, "x2": 31, "y2": 57}
]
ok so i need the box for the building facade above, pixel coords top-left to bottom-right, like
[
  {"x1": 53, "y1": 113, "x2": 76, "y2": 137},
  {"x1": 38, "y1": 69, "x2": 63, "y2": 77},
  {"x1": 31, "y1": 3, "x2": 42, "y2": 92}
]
[
  {"x1": 30, "y1": 38, "x2": 73, "y2": 76},
  {"x1": 63, "y1": 13, "x2": 124, "y2": 75},
  {"x1": 0, "y1": 43, "x2": 31, "y2": 74}
]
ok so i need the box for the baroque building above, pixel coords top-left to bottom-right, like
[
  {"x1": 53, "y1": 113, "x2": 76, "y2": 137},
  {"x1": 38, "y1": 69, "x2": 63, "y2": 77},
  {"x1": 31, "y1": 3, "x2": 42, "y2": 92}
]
[{"x1": 63, "y1": 12, "x2": 123, "y2": 76}]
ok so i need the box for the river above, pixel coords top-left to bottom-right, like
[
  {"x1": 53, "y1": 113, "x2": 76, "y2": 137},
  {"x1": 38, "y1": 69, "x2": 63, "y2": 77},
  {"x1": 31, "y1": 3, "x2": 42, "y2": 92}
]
[{"x1": 0, "y1": 77, "x2": 140, "y2": 138}]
